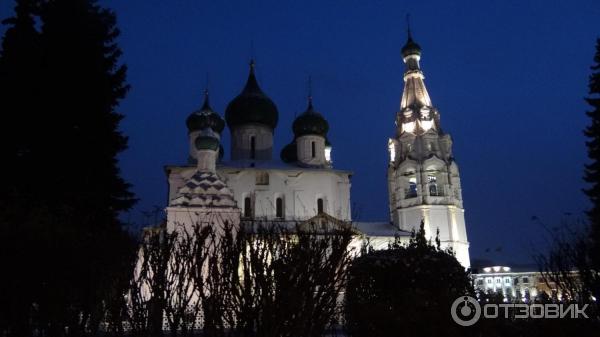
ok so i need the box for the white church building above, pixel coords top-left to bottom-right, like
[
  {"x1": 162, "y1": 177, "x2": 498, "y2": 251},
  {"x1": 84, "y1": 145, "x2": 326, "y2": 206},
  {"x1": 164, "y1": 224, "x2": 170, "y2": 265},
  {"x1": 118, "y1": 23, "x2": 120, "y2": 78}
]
[{"x1": 163, "y1": 33, "x2": 470, "y2": 268}]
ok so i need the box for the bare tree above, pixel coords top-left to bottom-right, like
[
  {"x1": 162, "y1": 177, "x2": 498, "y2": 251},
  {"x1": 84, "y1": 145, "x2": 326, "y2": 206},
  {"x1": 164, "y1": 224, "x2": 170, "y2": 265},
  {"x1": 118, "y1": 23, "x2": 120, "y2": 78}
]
[
  {"x1": 534, "y1": 218, "x2": 599, "y2": 307},
  {"x1": 123, "y1": 214, "x2": 354, "y2": 337},
  {"x1": 125, "y1": 227, "x2": 174, "y2": 337},
  {"x1": 224, "y1": 215, "x2": 355, "y2": 337}
]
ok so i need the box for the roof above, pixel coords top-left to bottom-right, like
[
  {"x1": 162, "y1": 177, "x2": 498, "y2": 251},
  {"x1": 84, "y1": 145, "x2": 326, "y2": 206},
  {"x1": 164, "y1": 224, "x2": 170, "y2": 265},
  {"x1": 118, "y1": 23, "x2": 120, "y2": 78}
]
[
  {"x1": 170, "y1": 171, "x2": 237, "y2": 208},
  {"x1": 470, "y1": 259, "x2": 540, "y2": 275},
  {"x1": 165, "y1": 161, "x2": 352, "y2": 175},
  {"x1": 353, "y1": 221, "x2": 411, "y2": 237}
]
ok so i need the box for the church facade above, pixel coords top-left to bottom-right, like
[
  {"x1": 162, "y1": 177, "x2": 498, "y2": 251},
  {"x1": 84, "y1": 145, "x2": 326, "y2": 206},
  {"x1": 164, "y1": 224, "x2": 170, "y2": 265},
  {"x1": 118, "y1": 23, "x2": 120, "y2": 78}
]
[
  {"x1": 163, "y1": 33, "x2": 470, "y2": 268},
  {"x1": 166, "y1": 61, "x2": 352, "y2": 223}
]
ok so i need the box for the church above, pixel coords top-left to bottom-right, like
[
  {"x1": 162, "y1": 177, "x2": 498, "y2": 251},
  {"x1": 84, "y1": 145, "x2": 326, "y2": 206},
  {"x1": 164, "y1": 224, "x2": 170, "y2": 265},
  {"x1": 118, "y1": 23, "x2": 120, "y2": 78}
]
[{"x1": 163, "y1": 32, "x2": 471, "y2": 268}]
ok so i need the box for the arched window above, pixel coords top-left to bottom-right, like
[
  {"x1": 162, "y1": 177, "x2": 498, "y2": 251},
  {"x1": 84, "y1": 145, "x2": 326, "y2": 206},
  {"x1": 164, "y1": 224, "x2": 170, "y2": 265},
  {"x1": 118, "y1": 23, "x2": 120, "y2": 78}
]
[
  {"x1": 317, "y1": 198, "x2": 324, "y2": 214},
  {"x1": 275, "y1": 197, "x2": 283, "y2": 219},
  {"x1": 406, "y1": 177, "x2": 417, "y2": 198},
  {"x1": 250, "y1": 136, "x2": 256, "y2": 159},
  {"x1": 244, "y1": 197, "x2": 252, "y2": 218},
  {"x1": 311, "y1": 141, "x2": 316, "y2": 158},
  {"x1": 428, "y1": 175, "x2": 438, "y2": 196}
]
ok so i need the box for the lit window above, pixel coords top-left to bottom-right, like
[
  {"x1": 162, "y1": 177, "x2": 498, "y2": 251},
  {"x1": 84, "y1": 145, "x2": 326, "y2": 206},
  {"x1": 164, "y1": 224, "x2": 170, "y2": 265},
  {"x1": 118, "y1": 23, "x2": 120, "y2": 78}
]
[
  {"x1": 420, "y1": 119, "x2": 433, "y2": 131},
  {"x1": 388, "y1": 139, "x2": 396, "y2": 162},
  {"x1": 406, "y1": 177, "x2": 417, "y2": 198},
  {"x1": 325, "y1": 144, "x2": 332, "y2": 162},
  {"x1": 402, "y1": 121, "x2": 415, "y2": 133},
  {"x1": 428, "y1": 175, "x2": 438, "y2": 196}
]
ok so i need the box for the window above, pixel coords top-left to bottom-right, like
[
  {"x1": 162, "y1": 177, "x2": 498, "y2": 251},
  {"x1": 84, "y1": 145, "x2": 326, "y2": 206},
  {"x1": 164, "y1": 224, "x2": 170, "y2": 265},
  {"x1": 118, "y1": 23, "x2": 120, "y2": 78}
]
[
  {"x1": 244, "y1": 197, "x2": 252, "y2": 218},
  {"x1": 250, "y1": 136, "x2": 256, "y2": 159},
  {"x1": 505, "y1": 278, "x2": 511, "y2": 285},
  {"x1": 496, "y1": 278, "x2": 501, "y2": 284},
  {"x1": 276, "y1": 197, "x2": 283, "y2": 219},
  {"x1": 428, "y1": 175, "x2": 438, "y2": 196},
  {"x1": 477, "y1": 279, "x2": 484, "y2": 286},
  {"x1": 388, "y1": 139, "x2": 396, "y2": 162},
  {"x1": 522, "y1": 277, "x2": 529, "y2": 284},
  {"x1": 406, "y1": 177, "x2": 417, "y2": 198},
  {"x1": 255, "y1": 172, "x2": 269, "y2": 185},
  {"x1": 311, "y1": 141, "x2": 316, "y2": 158},
  {"x1": 317, "y1": 198, "x2": 324, "y2": 214},
  {"x1": 487, "y1": 278, "x2": 492, "y2": 284},
  {"x1": 514, "y1": 278, "x2": 519, "y2": 285}
]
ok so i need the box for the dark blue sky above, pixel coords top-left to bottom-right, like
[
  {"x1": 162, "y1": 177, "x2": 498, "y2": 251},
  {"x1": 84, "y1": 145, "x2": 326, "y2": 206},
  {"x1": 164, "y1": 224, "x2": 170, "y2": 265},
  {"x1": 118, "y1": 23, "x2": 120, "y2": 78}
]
[{"x1": 2, "y1": 0, "x2": 599, "y2": 264}]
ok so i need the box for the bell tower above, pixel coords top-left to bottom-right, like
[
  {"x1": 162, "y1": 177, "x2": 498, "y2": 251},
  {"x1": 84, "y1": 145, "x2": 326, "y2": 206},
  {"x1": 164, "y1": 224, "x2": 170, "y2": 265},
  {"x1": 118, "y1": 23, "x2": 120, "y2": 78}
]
[{"x1": 387, "y1": 30, "x2": 470, "y2": 267}]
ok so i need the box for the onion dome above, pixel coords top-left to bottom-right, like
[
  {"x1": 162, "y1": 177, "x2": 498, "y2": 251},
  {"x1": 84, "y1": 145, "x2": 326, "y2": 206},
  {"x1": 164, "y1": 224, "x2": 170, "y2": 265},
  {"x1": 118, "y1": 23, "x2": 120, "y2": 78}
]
[
  {"x1": 225, "y1": 61, "x2": 278, "y2": 130},
  {"x1": 292, "y1": 98, "x2": 329, "y2": 137},
  {"x1": 401, "y1": 32, "x2": 421, "y2": 58},
  {"x1": 280, "y1": 140, "x2": 297, "y2": 163},
  {"x1": 186, "y1": 90, "x2": 225, "y2": 134},
  {"x1": 194, "y1": 128, "x2": 220, "y2": 151}
]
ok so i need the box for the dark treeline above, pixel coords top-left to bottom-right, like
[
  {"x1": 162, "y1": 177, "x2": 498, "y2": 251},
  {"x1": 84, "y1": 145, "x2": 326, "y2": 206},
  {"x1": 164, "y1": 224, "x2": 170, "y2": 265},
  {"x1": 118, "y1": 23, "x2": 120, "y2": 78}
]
[
  {"x1": 533, "y1": 36, "x2": 600, "y2": 328},
  {"x1": 583, "y1": 38, "x2": 600, "y2": 302},
  {"x1": 0, "y1": 0, "x2": 136, "y2": 336}
]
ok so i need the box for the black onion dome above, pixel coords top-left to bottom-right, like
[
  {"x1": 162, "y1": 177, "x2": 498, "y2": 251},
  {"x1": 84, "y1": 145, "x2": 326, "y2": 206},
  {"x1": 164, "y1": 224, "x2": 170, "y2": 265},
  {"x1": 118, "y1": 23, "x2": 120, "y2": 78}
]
[
  {"x1": 401, "y1": 35, "x2": 421, "y2": 58},
  {"x1": 186, "y1": 90, "x2": 225, "y2": 134},
  {"x1": 292, "y1": 99, "x2": 329, "y2": 137},
  {"x1": 225, "y1": 62, "x2": 278, "y2": 130},
  {"x1": 280, "y1": 141, "x2": 297, "y2": 163}
]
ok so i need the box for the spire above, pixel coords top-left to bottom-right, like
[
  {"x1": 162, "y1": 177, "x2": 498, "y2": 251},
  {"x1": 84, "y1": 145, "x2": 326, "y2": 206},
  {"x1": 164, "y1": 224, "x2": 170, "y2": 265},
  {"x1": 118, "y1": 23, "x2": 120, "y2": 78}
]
[
  {"x1": 201, "y1": 88, "x2": 211, "y2": 111},
  {"x1": 399, "y1": 24, "x2": 431, "y2": 110},
  {"x1": 407, "y1": 13, "x2": 412, "y2": 41},
  {"x1": 200, "y1": 72, "x2": 212, "y2": 111},
  {"x1": 242, "y1": 58, "x2": 261, "y2": 93},
  {"x1": 307, "y1": 75, "x2": 314, "y2": 111},
  {"x1": 401, "y1": 15, "x2": 422, "y2": 58}
]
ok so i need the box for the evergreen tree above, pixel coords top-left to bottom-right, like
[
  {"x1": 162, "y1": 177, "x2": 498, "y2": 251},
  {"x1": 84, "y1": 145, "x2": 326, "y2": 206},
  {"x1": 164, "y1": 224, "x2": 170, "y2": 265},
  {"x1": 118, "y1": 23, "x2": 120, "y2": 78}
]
[
  {"x1": 0, "y1": 0, "x2": 41, "y2": 201},
  {"x1": 584, "y1": 38, "x2": 600, "y2": 277},
  {"x1": 0, "y1": 2, "x2": 43, "y2": 336},
  {"x1": 344, "y1": 221, "x2": 474, "y2": 337},
  {"x1": 0, "y1": 1, "x2": 136, "y2": 336}
]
